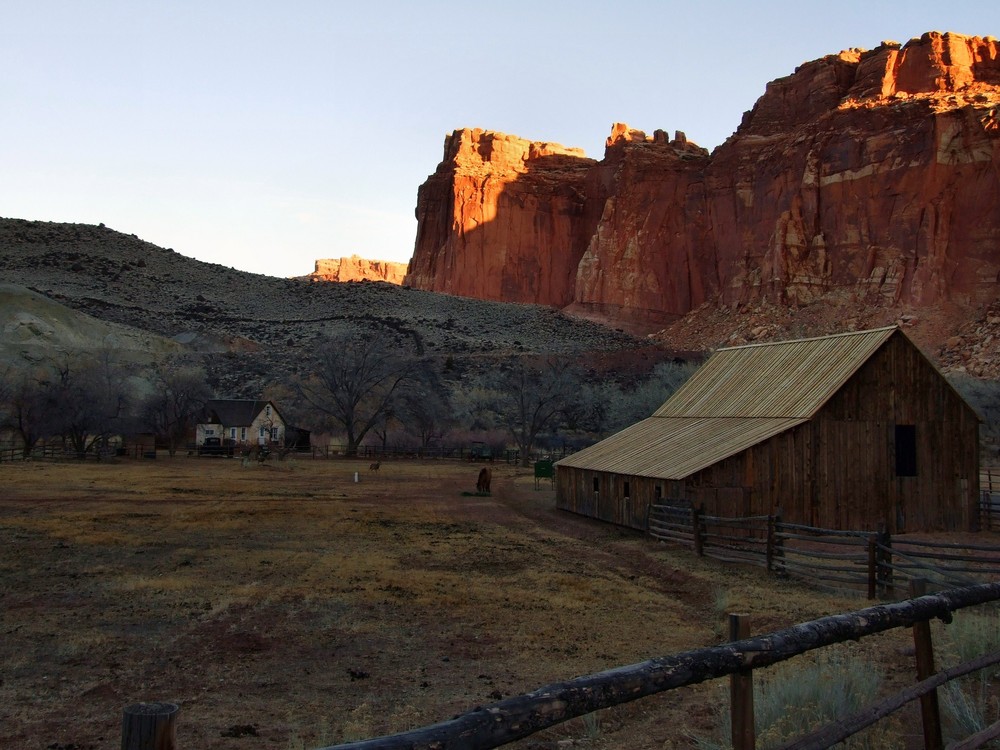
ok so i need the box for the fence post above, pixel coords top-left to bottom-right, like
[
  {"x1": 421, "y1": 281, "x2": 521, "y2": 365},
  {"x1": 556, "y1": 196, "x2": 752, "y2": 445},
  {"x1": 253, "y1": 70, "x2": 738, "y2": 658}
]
[
  {"x1": 729, "y1": 613, "x2": 755, "y2": 750},
  {"x1": 867, "y1": 534, "x2": 878, "y2": 600},
  {"x1": 766, "y1": 514, "x2": 775, "y2": 572},
  {"x1": 909, "y1": 579, "x2": 944, "y2": 750},
  {"x1": 692, "y1": 505, "x2": 705, "y2": 557},
  {"x1": 765, "y1": 512, "x2": 783, "y2": 574},
  {"x1": 876, "y1": 525, "x2": 894, "y2": 599},
  {"x1": 121, "y1": 702, "x2": 178, "y2": 750}
]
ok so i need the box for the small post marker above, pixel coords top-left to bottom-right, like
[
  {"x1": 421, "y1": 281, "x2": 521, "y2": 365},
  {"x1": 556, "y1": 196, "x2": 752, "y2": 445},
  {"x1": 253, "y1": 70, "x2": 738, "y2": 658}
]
[{"x1": 121, "y1": 702, "x2": 179, "y2": 750}]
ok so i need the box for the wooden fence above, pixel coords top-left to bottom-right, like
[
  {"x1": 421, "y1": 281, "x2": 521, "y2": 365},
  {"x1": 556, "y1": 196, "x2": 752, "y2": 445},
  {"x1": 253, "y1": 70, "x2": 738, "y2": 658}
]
[
  {"x1": 0, "y1": 442, "x2": 160, "y2": 462},
  {"x1": 308, "y1": 445, "x2": 566, "y2": 464},
  {"x1": 128, "y1": 582, "x2": 1000, "y2": 749},
  {"x1": 982, "y1": 493, "x2": 1000, "y2": 531},
  {"x1": 980, "y1": 468, "x2": 1000, "y2": 531},
  {"x1": 647, "y1": 504, "x2": 1000, "y2": 598}
]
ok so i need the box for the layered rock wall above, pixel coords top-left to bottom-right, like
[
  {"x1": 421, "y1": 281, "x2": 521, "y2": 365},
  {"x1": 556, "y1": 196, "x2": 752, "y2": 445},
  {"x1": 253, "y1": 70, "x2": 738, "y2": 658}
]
[
  {"x1": 406, "y1": 128, "x2": 596, "y2": 307},
  {"x1": 406, "y1": 32, "x2": 1000, "y2": 333},
  {"x1": 708, "y1": 32, "x2": 1000, "y2": 313},
  {"x1": 308, "y1": 256, "x2": 408, "y2": 284}
]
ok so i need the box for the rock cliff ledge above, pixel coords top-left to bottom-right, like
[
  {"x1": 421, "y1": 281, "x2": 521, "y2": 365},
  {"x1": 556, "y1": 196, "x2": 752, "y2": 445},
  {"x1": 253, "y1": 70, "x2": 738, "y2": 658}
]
[
  {"x1": 308, "y1": 255, "x2": 408, "y2": 285},
  {"x1": 405, "y1": 31, "x2": 1000, "y2": 343}
]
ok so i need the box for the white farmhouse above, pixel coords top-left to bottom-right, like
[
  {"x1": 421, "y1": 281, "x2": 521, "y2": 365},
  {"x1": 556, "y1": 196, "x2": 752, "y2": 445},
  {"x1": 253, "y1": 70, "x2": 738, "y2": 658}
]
[{"x1": 196, "y1": 399, "x2": 285, "y2": 450}]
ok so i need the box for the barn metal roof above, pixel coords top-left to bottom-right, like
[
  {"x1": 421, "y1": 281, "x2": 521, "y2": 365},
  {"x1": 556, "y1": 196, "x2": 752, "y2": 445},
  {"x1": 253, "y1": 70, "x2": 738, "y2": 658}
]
[
  {"x1": 557, "y1": 326, "x2": 899, "y2": 479},
  {"x1": 556, "y1": 416, "x2": 806, "y2": 479},
  {"x1": 654, "y1": 326, "x2": 898, "y2": 418}
]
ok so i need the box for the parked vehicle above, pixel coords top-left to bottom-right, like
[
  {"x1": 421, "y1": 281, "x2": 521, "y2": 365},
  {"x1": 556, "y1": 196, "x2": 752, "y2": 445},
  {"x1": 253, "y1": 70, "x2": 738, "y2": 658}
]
[{"x1": 198, "y1": 437, "x2": 234, "y2": 457}]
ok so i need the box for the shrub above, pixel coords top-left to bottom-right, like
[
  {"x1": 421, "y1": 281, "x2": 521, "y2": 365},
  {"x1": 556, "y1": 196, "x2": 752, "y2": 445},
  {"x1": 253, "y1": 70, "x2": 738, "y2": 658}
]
[
  {"x1": 689, "y1": 645, "x2": 897, "y2": 750},
  {"x1": 936, "y1": 607, "x2": 1000, "y2": 744}
]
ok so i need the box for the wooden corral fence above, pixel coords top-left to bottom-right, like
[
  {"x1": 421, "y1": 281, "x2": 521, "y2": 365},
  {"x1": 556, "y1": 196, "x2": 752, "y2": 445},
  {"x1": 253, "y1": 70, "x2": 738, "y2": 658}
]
[
  {"x1": 308, "y1": 444, "x2": 573, "y2": 464},
  {"x1": 0, "y1": 444, "x2": 134, "y2": 462},
  {"x1": 647, "y1": 505, "x2": 1000, "y2": 598},
  {"x1": 980, "y1": 469, "x2": 1000, "y2": 531}
]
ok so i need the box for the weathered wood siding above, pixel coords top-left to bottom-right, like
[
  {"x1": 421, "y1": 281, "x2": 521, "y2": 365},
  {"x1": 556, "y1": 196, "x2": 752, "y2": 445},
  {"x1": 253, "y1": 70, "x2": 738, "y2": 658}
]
[
  {"x1": 556, "y1": 468, "x2": 677, "y2": 531},
  {"x1": 557, "y1": 333, "x2": 980, "y2": 533}
]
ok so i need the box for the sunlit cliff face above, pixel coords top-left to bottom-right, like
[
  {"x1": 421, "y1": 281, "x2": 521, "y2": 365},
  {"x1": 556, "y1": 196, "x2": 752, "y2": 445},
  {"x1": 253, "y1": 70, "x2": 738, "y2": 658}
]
[
  {"x1": 308, "y1": 256, "x2": 408, "y2": 285},
  {"x1": 404, "y1": 31, "x2": 1000, "y2": 344}
]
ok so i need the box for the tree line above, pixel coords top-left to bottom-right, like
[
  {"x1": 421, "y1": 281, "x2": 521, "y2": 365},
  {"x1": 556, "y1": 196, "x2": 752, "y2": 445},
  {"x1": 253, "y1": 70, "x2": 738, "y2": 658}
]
[
  {"x1": 0, "y1": 330, "x2": 694, "y2": 463},
  {"x1": 5, "y1": 330, "x2": 1000, "y2": 465}
]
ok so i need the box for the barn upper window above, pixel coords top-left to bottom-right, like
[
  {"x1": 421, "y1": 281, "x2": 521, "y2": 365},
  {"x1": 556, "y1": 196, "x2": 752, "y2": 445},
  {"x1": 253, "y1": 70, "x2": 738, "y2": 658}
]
[
  {"x1": 593, "y1": 477, "x2": 599, "y2": 493},
  {"x1": 655, "y1": 485, "x2": 662, "y2": 501},
  {"x1": 895, "y1": 425, "x2": 917, "y2": 477},
  {"x1": 623, "y1": 480, "x2": 630, "y2": 500}
]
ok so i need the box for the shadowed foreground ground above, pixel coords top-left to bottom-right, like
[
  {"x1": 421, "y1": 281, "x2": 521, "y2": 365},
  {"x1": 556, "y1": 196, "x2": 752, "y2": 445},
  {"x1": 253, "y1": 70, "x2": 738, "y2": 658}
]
[{"x1": 0, "y1": 457, "x2": 907, "y2": 749}]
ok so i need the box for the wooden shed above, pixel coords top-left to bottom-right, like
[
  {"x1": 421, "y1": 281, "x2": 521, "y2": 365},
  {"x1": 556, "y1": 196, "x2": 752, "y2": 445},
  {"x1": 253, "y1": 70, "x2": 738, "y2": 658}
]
[{"x1": 555, "y1": 327, "x2": 980, "y2": 533}]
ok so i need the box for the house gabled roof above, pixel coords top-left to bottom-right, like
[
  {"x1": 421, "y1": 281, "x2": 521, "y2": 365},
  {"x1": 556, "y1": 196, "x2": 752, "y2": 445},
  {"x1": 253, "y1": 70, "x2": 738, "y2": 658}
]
[
  {"x1": 557, "y1": 326, "x2": 904, "y2": 480},
  {"x1": 202, "y1": 399, "x2": 281, "y2": 427}
]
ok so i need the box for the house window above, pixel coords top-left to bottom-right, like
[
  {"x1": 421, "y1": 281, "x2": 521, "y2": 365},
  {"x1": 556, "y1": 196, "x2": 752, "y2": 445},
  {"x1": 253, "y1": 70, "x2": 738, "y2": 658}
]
[
  {"x1": 623, "y1": 480, "x2": 630, "y2": 500},
  {"x1": 205, "y1": 428, "x2": 215, "y2": 436},
  {"x1": 241, "y1": 427, "x2": 247, "y2": 441},
  {"x1": 230, "y1": 428, "x2": 236, "y2": 440},
  {"x1": 259, "y1": 426, "x2": 266, "y2": 438},
  {"x1": 895, "y1": 425, "x2": 917, "y2": 477},
  {"x1": 271, "y1": 427, "x2": 279, "y2": 441},
  {"x1": 266, "y1": 405, "x2": 271, "y2": 417}
]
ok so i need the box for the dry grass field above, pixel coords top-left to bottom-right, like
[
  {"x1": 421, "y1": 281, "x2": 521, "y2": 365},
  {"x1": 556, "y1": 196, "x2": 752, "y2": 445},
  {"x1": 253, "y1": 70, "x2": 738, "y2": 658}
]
[{"x1": 0, "y1": 456, "x2": 923, "y2": 749}]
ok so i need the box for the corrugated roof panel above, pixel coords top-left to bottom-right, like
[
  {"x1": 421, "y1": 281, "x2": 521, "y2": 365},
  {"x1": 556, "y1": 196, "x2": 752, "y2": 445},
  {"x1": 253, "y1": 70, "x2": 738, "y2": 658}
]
[
  {"x1": 555, "y1": 416, "x2": 806, "y2": 480},
  {"x1": 654, "y1": 327, "x2": 897, "y2": 419}
]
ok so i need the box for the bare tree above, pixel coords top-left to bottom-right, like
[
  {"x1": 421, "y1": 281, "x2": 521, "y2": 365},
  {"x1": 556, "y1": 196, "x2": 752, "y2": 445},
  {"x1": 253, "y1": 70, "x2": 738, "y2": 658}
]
[
  {"x1": 296, "y1": 332, "x2": 417, "y2": 456},
  {"x1": 47, "y1": 351, "x2": 133, "y2": 458},
  {"x1": 2, "y1": 367, "x2": 59, "y2": 458},
  {"x1": 141, "y1": 364, "x2": 214, "y2": 456},
  {"x1": 479, "y1": 358, "x2": 577, "y2": 466},
  {"x1": 605, "y1": 360, "x2": 698, "y2": 433},
  {"x1": 398, "y1": 372, "x2": 453, "y2": 452}
]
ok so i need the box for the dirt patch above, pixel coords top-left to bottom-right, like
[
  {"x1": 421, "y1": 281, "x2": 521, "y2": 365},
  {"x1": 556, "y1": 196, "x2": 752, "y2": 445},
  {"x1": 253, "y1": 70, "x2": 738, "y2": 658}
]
[{"x1": 0, "y1": 457, "x2": 928, "y2": 749}]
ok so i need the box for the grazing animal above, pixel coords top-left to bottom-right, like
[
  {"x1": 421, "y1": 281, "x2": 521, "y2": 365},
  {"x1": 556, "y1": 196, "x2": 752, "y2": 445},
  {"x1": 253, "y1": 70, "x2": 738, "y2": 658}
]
[
  {"x1": 476, "y1": 467, "x2": 492, "y2": 494},
  {"x1": 241, "y1": 444, "x2": 267, "y2": 466},
  {"x1": 369, "y1": 461, "x2": 381, "y2": 472}
]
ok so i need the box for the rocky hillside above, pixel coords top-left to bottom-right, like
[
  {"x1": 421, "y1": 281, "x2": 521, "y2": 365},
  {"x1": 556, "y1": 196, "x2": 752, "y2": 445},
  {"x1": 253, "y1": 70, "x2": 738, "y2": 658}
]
[
  {"x1": 0, "y1": 283, "x2": 184, "y2": 367},
  {"x1": 405, "y1": 31, "x2": 1000, "y2": 372},
  {"x1": 0, "y1": 218, "x2": 642, "y2": 397}
]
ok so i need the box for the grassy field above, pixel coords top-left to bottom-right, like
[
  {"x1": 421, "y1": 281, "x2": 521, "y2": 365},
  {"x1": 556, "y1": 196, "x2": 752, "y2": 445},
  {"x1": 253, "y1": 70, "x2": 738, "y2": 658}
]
[{"x1": 0, "y1": 456, "x2": 928, "y2": 749}]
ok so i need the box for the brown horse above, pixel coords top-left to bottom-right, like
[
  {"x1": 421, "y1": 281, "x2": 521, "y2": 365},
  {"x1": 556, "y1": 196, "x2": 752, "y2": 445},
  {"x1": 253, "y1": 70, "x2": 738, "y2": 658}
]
[{"x1": 476, "y1": 467, "x2": 492, "y2": 494}]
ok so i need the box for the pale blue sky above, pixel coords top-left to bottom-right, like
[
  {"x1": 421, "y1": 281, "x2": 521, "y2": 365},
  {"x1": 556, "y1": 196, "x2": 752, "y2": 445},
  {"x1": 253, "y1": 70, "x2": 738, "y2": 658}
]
[{"x1": 2, "y1": 1, "x2": 996, "y2": 277}]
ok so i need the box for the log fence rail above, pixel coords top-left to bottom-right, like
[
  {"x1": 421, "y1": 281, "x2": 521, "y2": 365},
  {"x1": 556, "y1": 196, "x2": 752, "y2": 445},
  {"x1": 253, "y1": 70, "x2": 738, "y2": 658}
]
[{"x1": 123, "y1": 582, "x2": 1000, "y2": 750}]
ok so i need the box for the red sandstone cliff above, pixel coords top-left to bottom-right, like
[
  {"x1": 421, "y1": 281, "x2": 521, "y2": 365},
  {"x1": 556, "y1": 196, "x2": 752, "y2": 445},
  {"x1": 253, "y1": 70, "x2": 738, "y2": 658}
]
[
  {"x1": 406, "y1": 128, "x2": 596, "y2": 306},
  {"x1": 307, "y1": 255, "x2": 408, "y2": 284},
  {"x1": 406, "y1": 31, "x2": 1000, "y2": 346}
]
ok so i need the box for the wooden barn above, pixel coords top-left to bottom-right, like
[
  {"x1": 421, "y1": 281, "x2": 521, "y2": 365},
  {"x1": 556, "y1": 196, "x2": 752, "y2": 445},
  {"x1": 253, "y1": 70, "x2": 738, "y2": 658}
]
[{"x1": 556, "y1": 327, "x2": 980, "y2": 533}]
